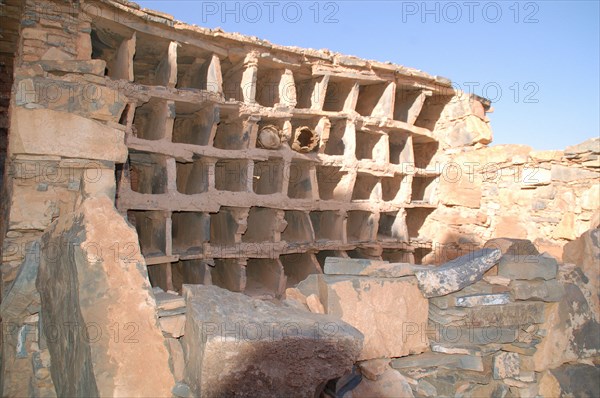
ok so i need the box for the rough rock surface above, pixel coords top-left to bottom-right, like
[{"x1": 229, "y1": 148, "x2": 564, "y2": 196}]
[
  {"x1": 414, "y1": 249, "x2": 502, "y2": 297},
  {"x1": 305, "y1": 275, "x2": 429, "y2": 360},
  {"x1": 352, "y1": 368, "x2": 414, "y2": 398},
  {"x1": 498, "y1": 253, "x2": 558, "y2": 280},
  {"x1": 181, "y1": 284, "x2": 363, "y2": 398},
  {"x1": 539, "y1": 363, "x2": 600, "y2": 398},
  {"x1": 36, "y1": 197, "x2": 174, "y2": 397}
]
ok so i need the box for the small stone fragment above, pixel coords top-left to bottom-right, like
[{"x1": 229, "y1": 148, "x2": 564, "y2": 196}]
[
  {"x1": 493, "y1": 351, "x2": 520, "y2": 379},
  {"x1": 306, "y1": 293, "x2": 325, "y2": 314},
  {"x1": 358, "y1": 358, "x2": 390, "y2": 381}
]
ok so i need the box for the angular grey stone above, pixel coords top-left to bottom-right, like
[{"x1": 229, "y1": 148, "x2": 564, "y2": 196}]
[
  {"x1": 181, "y1": 284, "x2": 363, "y2": 398},
  {"x1": 414, "y1": 249, "x2": 502, "y2": 297},
  {"x1": 359, "y1": 262, "x2": 418, "y2": 278},
  {"x1": 498, "y1": 253, "x2": 558, "y2": 280},
  {"x1": 483, "y1": 238, "x2": 539, "y2": 256},
  {"x1": 455, "y1": 293, "x2": 511, "y2": 307},
  {"x1": 564, "y1": 137, "x2": 600, "y2": 155},
  {"x1": 323, "y1": 257, "x2": 388, "y2": 275},
  {"x1": 432, "y1": 325, "x2": 518, "y2": 345},
  {"x1": 548, "y1": 363, "x2": 600, "y2": 398},
  {"x1": 510, "y1": 279, "x2": 565, "y2": 302},
  {"x1": 390, "y1": 352, "x2": 483, "y2": 372}
]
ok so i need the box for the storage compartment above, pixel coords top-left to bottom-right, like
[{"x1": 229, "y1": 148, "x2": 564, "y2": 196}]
[
  {"x1": 127, "y1": 211, "x2": 167, "y2": 257},
  {"x1": 394, "y1": 88, "x2": 424, "y2": 123},
  {"x1": 310, "y1": 211, "x2": 344, "y2": 241},
  {"x1": 210, "y1": 207, "x2": 246, "y2": 246},
  {"x1": 132, "y1": 98, "x2": 172, "y2": 141},
  {"x1": 90, "y1": 18, "x2": 135, "y2": 80},
  {"x1": 323, "y1": 78, "x2": 355, "y2": 112},
  {"x1": 287, "y1": 160, "x2": 315, "y2": 199},
  {"x1": 388, "y1": 131, "x2": 411, "y2": 165},
  {"x1": 406, "y1": 207, "x2": 435, "y2": 240},
  {"x1": 352, "y1": 173, "x2": 380, "y2": 201},
  {"x1": 215, "y1": 159, "x2": 249, "y2": 192},
  {"x1": 381, "y1": 174, "x2": 406, "y2": 203},
  {"x1": 346, "y1": 211, "x2": 376, "y2": 242},
  {"x1": 245, "y1": 259, "x2": 284, "y2": 298},
  {"x1": 415, "y1": 93, "x2": 453, "y2": 131},
  {"x1": 411, "y1": 175, "x2": 437, "y2": 203},
  {"x1": 355, "y1": 130, "x2": 386, "y2": 161},
  {"x1": 176, "y1": 158, "x2": 210, "y2": 195},
  {"x1": 212, "y1": 258, "x2": 246, "y2": 292},
  {"x1": 133, "y1": 31, "x2": 176, "y2": 87},
  {"x1": 255, "y1": 66, "x2": 284, "y2": 107},
  {"x1": 355, "y1": 82, "x2": 391, "y2": 117},
  {"x1": 176, "y1": 45, "x2": 220, "y2": 91},
  {"x1": 172, "y1": 102, "x2": 216, "y2": 146},
  {"x1": 378, "y1": 211, "x2": 408, "y2": 241},
  {"x1": 413, "y1": 140, "x2": 439, "y2": 170},
  {"x1": 128, "y1": 152, "x2": 168, "y2": 194},
  {"x1": 280, "y1": 253, "x2": 321, "y2": 287},
  {"x1": 324, "y1": 119, "x2": 348, "y2": 156},
  {"x1": 242, "y1": 207, "x2": 281, "y2": 243},
  {"x1": 171, "y1": 212, "x2": 210, "y2": 254},
  {"x1": 253, "y1": 158, "x2": 284, "y2": 195},
  {"x1": 317, "y1": 166, "x2": 350, "y2": 201},
  {"x1": 213, "y1": 108, "x2": 250, "y2": 150},
  {"x1": 282, "y1": 211, "x2": 314, "y2": 243},
  {"x1": 172, "y1": 260, "x2": 212, "y2": 292}
]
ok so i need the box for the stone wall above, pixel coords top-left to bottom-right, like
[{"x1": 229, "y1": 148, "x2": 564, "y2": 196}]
[{"x1": 417, "y1": 135, "x2": 599, "y2": 263}]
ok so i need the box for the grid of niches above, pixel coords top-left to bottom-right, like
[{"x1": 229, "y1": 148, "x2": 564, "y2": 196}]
[{"x1": 97, "y1": 20, "x2": 442, "y2": 296}]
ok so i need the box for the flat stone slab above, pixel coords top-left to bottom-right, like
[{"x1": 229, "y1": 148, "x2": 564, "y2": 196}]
[
  {"x1": 390, "y1": 352, "x2": 483, "y2": 372},
  {"x1": 323, "y1": 257, "x2": 388, "y2": 275},
  {"x1": 314, "y1": 275, "x2": 429, "y2": 360},
  {"x1": 498, "y1": 253, "x2": 558, "y2": 280},
  {"x1": 455, "y1": 293, "x2": 511, "y2": 307},
  {"x1": 510, "y1": 279, "x2": 565, "y2": 302},
  {"x1": 181, "y1": 284, "x2": 363, "y2": 398},
  {"x1": 414, "y1": 249, "x2": 502, "y2": 297}
]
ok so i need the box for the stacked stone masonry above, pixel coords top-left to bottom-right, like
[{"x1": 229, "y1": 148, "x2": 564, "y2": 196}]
[{"x1": 0, "y1": 0, "x2": 598, "y2": 397}]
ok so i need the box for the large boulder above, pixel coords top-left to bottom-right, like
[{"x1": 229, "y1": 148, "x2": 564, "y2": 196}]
[
  {"x1": 181, "y1": 284, "x2": 363, "y2": 398},
  {"x1": 36, "y1": 197, "x2": 174, "y2": 397},
  {"x1": 297, "y1": 274, "x2": 429, "y2": 360}
]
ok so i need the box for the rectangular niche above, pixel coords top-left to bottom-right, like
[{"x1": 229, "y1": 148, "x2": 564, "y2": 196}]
[
  {"x1": 215, "y1": 159, "x2": 249, "y2": 192},
  {"x1": 355, "y1": 130, "x2": 387, "y2": 161},
  {"x1": 132, "y1": 98, "x2": 171, "y2": 141},
  {"x1": 282, "y1": 211, "x2": 314, "y2": 243},
  {"x1": 316, "y1": 250, "x2": 347, "y2": 269},
  {"x1": 352, "y1": 172, "x2": 380, "y2": 201},
  {"x1": 394, "y1": 88, "x2": 424, "y2": 123},
  {"x1": 317, "y1": 166, "x2": 351, "y2": 201},
  {"x1": 414, "y1": 247, "x2": 433, "y2": 265},
  {"x1": 90, "y1": 18, "x2": 135, "y2": 80},
  {"x1": 381, "y1": 174, "x2": 406, "y2": 203},
  {"x1": 382, "y1": 249, "x2": 414, "y2": 264},
  {"x1": 147, "y1": 263, "x2": 172, "y2": 292},
  {"x1": 176, "y1": 158, "x2": 209, "y2": 195},
  {"x1": 347, "y1": 211, "x2": 376, "y2": 242},
  {"x1": 172, "y1": 102, "x2": 216, "y2": 146},
  {"x1": 220, "y1": 56, "x2": 245, "y2": 102},
  {"x1": 213, "y1": 108, "x2": 249, "y2": 150},
  {"x1": 127, "y1": 211, "x2": 167, "y2": 257},
  {"x1": 172, "y1": 260, "x2": 212, "y2": 293},
  {"x1": 323, "y1": 78, "x2": 355, "y2": 112},
  {"x1": 255, "y1": 66, "x2": 284, "y2": 107},
  {"x1": 212, "y1": 258, "x2": 245, "y2": 292},
  {"x1": 176, "y1": 45, "x2": 220, "y2": 91},
  {"x1": 133, "y1": 31, "x2": 175, "y2": 86},
  {"x1": 171, "y1": 212, "x2": 210, "y2": 255},
  {"x1": 406, "y1": 207, "x2": 435, "y2": 240},
  {"x1": 245, "y1": 259, "x2": 284, "y2": 298},
  {"x1": 253, "y1": 158, "x2": 284, "y2": 195},
  {"x1": 280, "y1": 253, "x2": 321, "y2": 288},
  {"x1": 128, "y1": 152, "x2": 168, "y2": 194},
  {"x1": 287, "y1": 160, "x2": 315, "y2": 199},
  {"x1": 210, "y1": 208, "x2": 243, "y2": 246},
  {"x1": 242, "y1": 207, "x2": 280, "y2": 243},
  {"x1": 378, "y1": 211, "x2": 408, "y2": 241},
  {"x1": 411, "y1": 175, "x2": 437, "y2": 203},
  {"x1": 415, "y1": 93, "x2": 453, "y2": 131},
  {"x1": 355, "y1": 82, "x2": 391, "y2": 117},
  {"x1": 324, "y1": 119, "x2": 348, "y2": 156},
  {"x1": 295, "y1": 74, "x2": 325, "y2": 109},
  {"x1": 413, "y1": 140, "x2": 440, "y2": 170},
  {"x1": 388, "y1": 131, "x2": 411, "y2": 165},
  {"x1": 310, "y1": 211, "x2": 344, "y2": 241}
]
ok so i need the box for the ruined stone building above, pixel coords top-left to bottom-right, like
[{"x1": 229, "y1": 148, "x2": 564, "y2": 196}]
[{"x1": 0, "y1": 1, "x2": 598, "y2": 397}]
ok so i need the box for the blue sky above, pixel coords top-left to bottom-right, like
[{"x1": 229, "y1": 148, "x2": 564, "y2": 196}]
[{"x1": 137, "y1": 1, "x2": 599, "y2": 150}]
